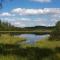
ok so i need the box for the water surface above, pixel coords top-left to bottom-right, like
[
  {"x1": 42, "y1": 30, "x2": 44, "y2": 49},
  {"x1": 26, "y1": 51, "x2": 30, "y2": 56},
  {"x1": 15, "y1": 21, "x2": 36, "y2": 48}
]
[{"x1": 16, "y1": 34, "x2": 49, "y2": 44}]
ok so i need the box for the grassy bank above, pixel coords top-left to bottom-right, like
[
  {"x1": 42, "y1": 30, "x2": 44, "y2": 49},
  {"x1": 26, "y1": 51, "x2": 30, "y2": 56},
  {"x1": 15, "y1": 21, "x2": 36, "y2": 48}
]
[
  {"x1": 0, "y1": 34, "x2": 26, "y2": 44},
  {"x1": 34, "y1": 38, "x2": 60, "y2": 48},
  {"x1": 0, "y1": 44, "x2": 60, "y2": 60},
  {"x1": 0, "y1": 30, "x2": 51, "y2": 35},
  {"x1": 20, "y1": 37, "x2": 60, "y2": 49},
  {"x1": 0, "y1": 34, "x2": 60, "y2": 60}
]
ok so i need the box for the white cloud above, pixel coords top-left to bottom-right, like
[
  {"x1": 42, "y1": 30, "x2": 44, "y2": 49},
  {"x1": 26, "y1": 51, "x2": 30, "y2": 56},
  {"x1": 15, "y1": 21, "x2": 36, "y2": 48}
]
[
  {"x1": 1, "y1": 17, "x2": 58, "y2": 27},
  {"x1": 0, "y1": 12, "x2": 11, "y2": 16},
  {"x1": 1, "y1": 8, "x2": 60, "y2": 17},
  {"x1": 20, "y1": 18, "x2": 31, "y2": 21},
  {"x1": 0, "y1": 12, "x2": 15, "y2": 16},
  {"x1": 1, "y1": 8, "x2": 60, "y2": 27},
  {"x1": 31, "y1": 0, "x2": 51, "y2": 3},
  {"x1": 52, "y1": 14, "x2": 60, "y2": 18},
  {"x1": 12, "y1": 8, "x2": 60, "y2": 15},
  {"x1": 11, "y1": 20, "x2": 46, "y2": 27},
  {"x1": 11, "y1": 22, "x2": 26, "y2": 27}
]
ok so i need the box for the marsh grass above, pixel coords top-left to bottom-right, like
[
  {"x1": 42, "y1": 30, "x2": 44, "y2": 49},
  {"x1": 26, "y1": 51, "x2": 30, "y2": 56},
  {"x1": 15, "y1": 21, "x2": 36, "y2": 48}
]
[
  {"x1": 34, "y1": 38, "x2": 60, "y2": 48},
  {"x1": 0, "y1": 34, "x2": 26, "y2": 44},
  {"x1": 0, "y1": 55, "x2": 28, "y2": 60},
  {"x1": 0, "y1": 34, "x2": 60, "y2": 60}
]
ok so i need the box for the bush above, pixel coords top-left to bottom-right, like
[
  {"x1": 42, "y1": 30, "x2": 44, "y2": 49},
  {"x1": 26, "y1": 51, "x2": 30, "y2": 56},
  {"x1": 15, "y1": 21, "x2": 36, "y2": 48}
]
[{"x1": 49, "y1": 21, "x2": 60, "y2": 40}]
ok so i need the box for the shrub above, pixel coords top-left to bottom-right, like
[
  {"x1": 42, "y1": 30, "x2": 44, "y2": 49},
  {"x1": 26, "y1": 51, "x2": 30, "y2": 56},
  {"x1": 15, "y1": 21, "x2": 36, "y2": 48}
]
[{"x1": 49, "y1": 21, "x2": 60, "y2": 40}]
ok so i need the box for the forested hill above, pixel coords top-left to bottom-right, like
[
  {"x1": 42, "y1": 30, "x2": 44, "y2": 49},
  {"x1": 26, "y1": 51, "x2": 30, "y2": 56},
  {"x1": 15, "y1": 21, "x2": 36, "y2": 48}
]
[
  {"x1": 0, "y1": 20, "x2": 55, "y2": 31},
  {"x1": 25, "y1": 26, "x2": 55, "y2": 30}
]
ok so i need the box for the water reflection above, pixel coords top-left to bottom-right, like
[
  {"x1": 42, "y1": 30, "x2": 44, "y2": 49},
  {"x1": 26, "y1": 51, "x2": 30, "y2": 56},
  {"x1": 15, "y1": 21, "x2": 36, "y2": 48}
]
[{"x1": 16, "y1": 34, "x2": 49, "y2": 44}]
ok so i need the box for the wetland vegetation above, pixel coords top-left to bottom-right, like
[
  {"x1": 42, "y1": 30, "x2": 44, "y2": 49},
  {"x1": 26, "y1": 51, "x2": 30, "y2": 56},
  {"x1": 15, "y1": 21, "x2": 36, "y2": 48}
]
[{"x1": 0, "y1": 20, "x2": 60, "y2": 60}]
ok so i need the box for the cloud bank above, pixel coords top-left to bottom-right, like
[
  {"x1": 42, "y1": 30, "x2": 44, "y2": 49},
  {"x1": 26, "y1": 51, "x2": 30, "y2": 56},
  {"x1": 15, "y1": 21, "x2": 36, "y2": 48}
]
[
  {"x1": 12, "y1": 8, "x2": 60, "y2": 15},
  {"x1": 0, "y1": 8, "x2": 60, "y2": 27}
]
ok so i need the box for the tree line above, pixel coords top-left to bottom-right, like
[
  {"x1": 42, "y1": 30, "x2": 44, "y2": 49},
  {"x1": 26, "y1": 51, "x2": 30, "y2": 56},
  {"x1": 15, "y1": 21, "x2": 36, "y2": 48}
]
[{"x1": 0, "y1": 19, "x2": 54, "y2": 31}]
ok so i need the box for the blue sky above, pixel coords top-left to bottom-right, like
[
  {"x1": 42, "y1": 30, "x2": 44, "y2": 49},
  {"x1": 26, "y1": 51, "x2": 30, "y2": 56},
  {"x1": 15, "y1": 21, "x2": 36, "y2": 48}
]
[{"x1": 0, "y1": 0, "x2": 60, "y2": 27}]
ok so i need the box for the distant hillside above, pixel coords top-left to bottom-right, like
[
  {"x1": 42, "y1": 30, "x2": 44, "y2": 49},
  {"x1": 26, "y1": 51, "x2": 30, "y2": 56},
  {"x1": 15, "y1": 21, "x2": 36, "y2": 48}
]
[{"x1": 24, "y1": 26, "x2": 55, "y2": 31}]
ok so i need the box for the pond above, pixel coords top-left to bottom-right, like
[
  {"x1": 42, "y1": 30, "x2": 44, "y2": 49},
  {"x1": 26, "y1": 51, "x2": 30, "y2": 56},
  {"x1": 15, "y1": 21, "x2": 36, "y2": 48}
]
[{"x1": 16, "y1": 34, "x2": 49, "y2": 44}]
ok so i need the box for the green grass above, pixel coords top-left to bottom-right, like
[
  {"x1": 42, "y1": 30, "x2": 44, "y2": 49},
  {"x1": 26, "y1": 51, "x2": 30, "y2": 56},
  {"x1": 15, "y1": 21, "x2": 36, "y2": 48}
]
[
  {"x1": 0, "y1": 55, "x2": 17, "y2": 60},
  {"x1": 19, "y1": 37, "x2": 60, "y2": 48},
  {"x1": 0, "y1": 34, "x2": 26, "y2": 44},
  {"x1": 33, "y1": 38, "x2": 60, "y2": 48},
  {"x1": 0, "y1": 55, "x2": 28, "y2": 60},
  {"x1": 0, "y1": 30, "x2": 52, "y2": 35},
  {"x1": 0, "y1": 34, "x2": 60, "y2": 60},
  {"x1": 20, "y1": 37, "x2": 60, "y2": 48}
]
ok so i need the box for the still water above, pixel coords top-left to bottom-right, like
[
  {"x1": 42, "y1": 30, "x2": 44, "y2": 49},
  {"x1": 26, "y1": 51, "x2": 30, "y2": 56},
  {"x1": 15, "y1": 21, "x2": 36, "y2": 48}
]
[{"x1": 17, "y1": 34, "x2": 49, "y2": 44}]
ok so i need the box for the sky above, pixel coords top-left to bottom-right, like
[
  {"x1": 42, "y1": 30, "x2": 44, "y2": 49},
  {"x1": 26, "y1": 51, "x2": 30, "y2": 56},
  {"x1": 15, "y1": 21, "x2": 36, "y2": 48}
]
[{"x1": 0, "y1": 0, "x2": 60, "y2": 27}]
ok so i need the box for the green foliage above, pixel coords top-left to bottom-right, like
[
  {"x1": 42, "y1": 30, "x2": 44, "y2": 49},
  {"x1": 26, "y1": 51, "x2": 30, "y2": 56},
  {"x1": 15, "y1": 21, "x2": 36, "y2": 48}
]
[
  {"x1": 0, "y1": 20, "x2": 14, "y2": 31},
  {"x1": 49, "y1": 21, "x2": 60, "y2": 40},
  {"x1": 0, "y1": 44, "x2": 60, "y2": 60}
]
